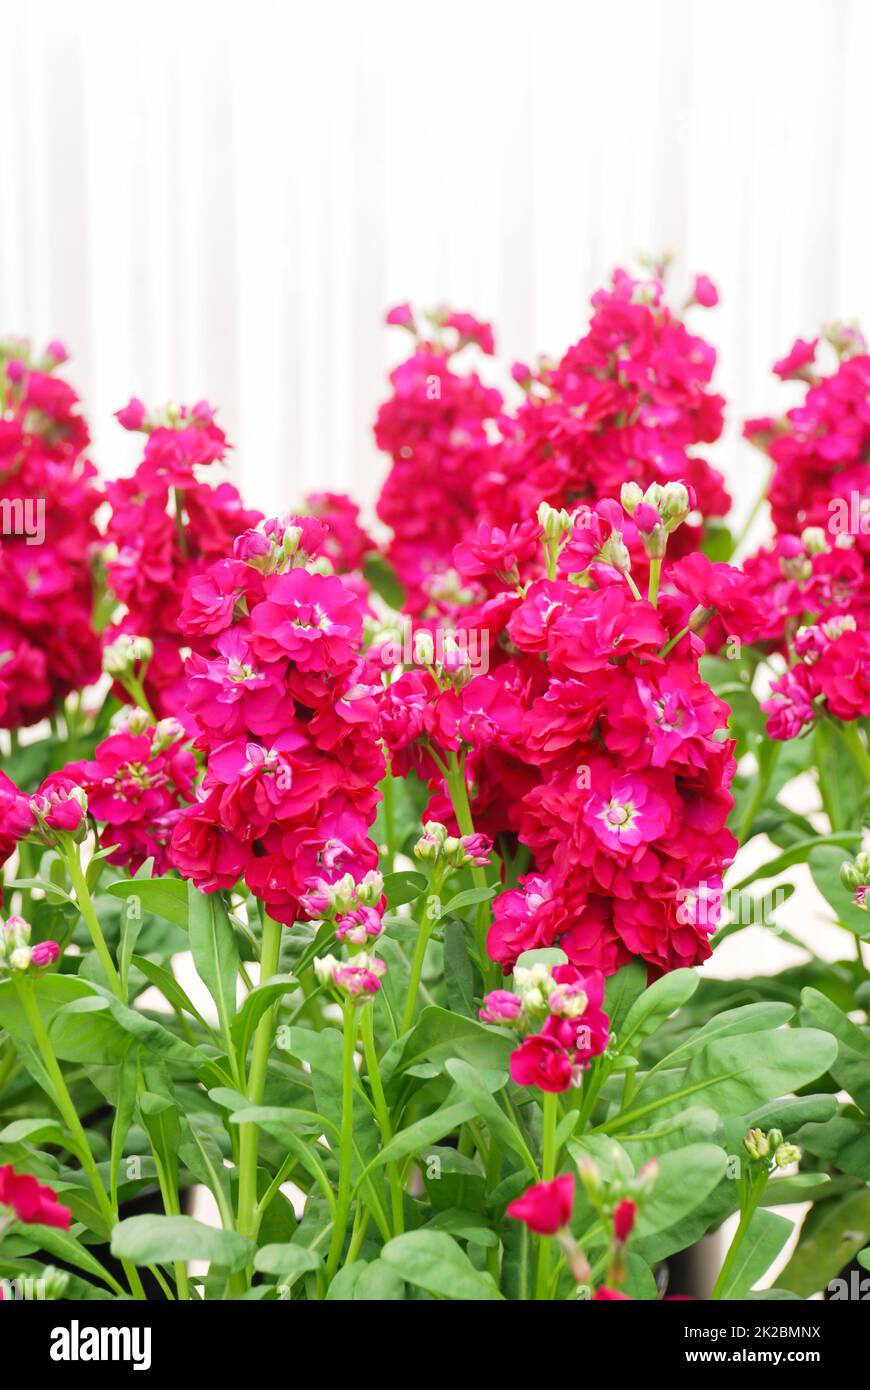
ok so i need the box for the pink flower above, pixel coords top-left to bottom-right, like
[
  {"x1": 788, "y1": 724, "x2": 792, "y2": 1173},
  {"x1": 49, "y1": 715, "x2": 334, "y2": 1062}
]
[
  {"x1": 612, "y1": 1197, "x2": 637, "y2": 1243},
  {"x1": 479, "y1": 990, "x2": 524, "y2": 1024},
  {"x1": 584, "y1": 771, "x2": 672, "y2": 851},
  {"x1": 507, "y1": 1174, "x2": 574, "y2": 1234},
  {"x1": 510, "y1": 1034, "x2": 574, "y2": 1092},
  {"x1": 30, "y1": 940, "x2": 60, "y2": 968},
  {"x1": 335, "y1": 906, "x2": 383, "y2": 944},
  {"x1": 0, "y1": 1164, "x2": 71, "y2": 1229},
  {"x1": 773, "y1": 337, "x2": 818, "y2": 381},
  {"x1": 249, "y1": 570, "x2": 363, "y2": 673},
  {"x1": 115, "y1": 396, "x2": 148, "y2": 431},
  {"x1": 488, "y1": 876, "x2": 561, "y2": 970},
  {"x1": 691, "y1": 274, "x2": 719, "y2": 308}
]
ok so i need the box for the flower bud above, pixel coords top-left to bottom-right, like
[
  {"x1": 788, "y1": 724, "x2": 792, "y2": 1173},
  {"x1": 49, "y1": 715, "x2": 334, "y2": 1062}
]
[
  {"x1": 479, "y1": 990, "x2": 524, "y2": 1025},
  {"x1": 413, "y1": 630, "x2": 435, "y2": 666},
  {"x1": 841, "y1": 861, "x2": 862, "y2": 890},
  {"x1": 577, "y1": 1156, "x2": 602, "y2": 1203},
  {"x1": 356, "y1": 870, "x2": 384, "y2": 906},
  {"x1": 744, "y1": 1127, "x2": 770, "y2": 1160},
  {"x1": 9, "y1": 946, "x2": 32, "y2": 971},
  {"x1": 31, "y1": 940, "x2": 60, "y2": 969},
  {"x1": 537, "y1": 501, "x2": 574, "y2": 545},
  {"x1": 313, "y1": 954, "x2": 340, "y2": 986},
  {"x1": 620, "y1": 482, "x2": 644, "y2": 516},
  {"x1": 801, "y1": 526, "x2": 828, "y2": 556},
  {"x1": 773, "y1": 1142, "x2": 801, "y2": 1169}
]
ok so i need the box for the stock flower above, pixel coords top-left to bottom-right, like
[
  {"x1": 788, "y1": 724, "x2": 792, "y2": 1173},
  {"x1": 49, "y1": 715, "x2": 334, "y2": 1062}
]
[
  {"x1": 0, "y1": 1165, "x2": 71, "y2": 1229},
  {"x1": 507, "y1": 1174, "x2": 575, "y2": 1235},
  {"x1": 170, "y1": 523, "x2": 384, "y2": 925},
  {"x1": 479, "y1": 989, "x2": 524, "y2": 1024},
  {"x1": 103, "y1": 399, "x2": 262, "y2": 724},
  {"x1": 61, "y1": 720, "x2": 196, "y2": 872},
  {"x1": 0, "y1": 341, "x2": 102, "y2": 730},
  {"x1": 510, "y1": 1034, "x2": 575, "y2": 1092}
]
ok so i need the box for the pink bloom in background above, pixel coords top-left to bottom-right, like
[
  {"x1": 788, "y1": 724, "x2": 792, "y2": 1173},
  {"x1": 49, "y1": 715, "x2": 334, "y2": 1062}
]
[
  {"x1": 507, "y1": 1174, "x2": 574, "y2": 1235},
  {"x1": 510, "y1": 1034, "x2": 575, "y2": 1092},
  {"x1": 691, "y1": 274, "x2": 719, "y2": 308},
  {"x1": 0, "y1": 1164, "x2": 71, "y2": 1230}
]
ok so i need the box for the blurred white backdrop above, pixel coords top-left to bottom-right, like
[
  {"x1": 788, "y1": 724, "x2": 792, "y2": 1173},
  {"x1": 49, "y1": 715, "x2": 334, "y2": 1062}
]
[{"x1": 1, "y1": 0, "x2": 868, "y2": 531}]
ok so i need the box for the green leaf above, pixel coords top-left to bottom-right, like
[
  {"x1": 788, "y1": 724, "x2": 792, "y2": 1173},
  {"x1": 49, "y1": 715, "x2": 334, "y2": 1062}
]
[
  {"x1": 442, "y1": 920, "x2": 477, "y2": 1020},
  {"x1": 778, "y1": 1189, "x2": 870, "y2": 1297},
  {"x1": 717, "y1": 1209, "x2": 794, "y2": 1299},
  {"x1": 383, "y1": 1006, "x2": 513, "y2": 1081},
  {"x1": 11, "y1": 1222, "x2": 125, "y2": 1294},
  {"x1": 808, "y1": 846, "x2": 870, "y2": 936},
  {"x1": 362, "y1": 1100, "x2": 479, "y2": 1176},
  {"x1": 362, "y1": 552, "x2": 405, "y2": 610},
  {"x1": 129, "y1": 955, "x2": 214, "y2": 1033},
  {"x1": 187, "y1": 883, "x2": 239, "y2": 1039},
  {"x1": 444, "y1": 1058, "x2": 538, "y2": 1176},
  {"x1": 231, "y1": 975, "x2": 295, "y2": 1062},
  {"x1": 800, "y1": 987, "x2": 870, "y2": 1059},
  {"x1": 617, "y1": 969, "x2": 699, "y2": 1054},
  {"x1": 111, "y1": 1214, "x2": 253, "y2": 1272},
  {"x1": 729, "y1": 833, "x2": 860, "y2": 892},
  {"x1": 604, "y1": 962, "x2": 648, "y2": 1036},
  {"x1": 353, "y1": 1260, "x2": 406, "y2": 1299},
  {"x1": 609, "y1": 1028, "x2": 838, "y2": 1133},
  {"x1": 253, "y1": 1244, "x2": 323, "y2": 1280},
  {"x1": 380, "y1": 1231, "x2": 503, "y2": 1300},
  {"x1": 382, "y1": 871, "x2": 427, "y2": 907},
  {"x1": 0, "y1": 1117, "x2": 84, "y2": 1159},
  {"x1": 441, "y1": 885, "x2": 497, "y2": 915},
  {"x1": 105, "y1": 876, "x2": 189, "y2": 929},
  {"x1": 634, "y1": 1145, "x2": 729, "y2": 1238}
]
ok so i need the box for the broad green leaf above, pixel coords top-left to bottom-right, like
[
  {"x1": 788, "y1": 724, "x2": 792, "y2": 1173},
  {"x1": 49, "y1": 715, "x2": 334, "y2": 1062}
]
[
  {"x1": 105, "y1": 876, "x2": 189, "y2": 929},
  {"x1": 778, "y1": 1189, "x2": 870, "y2": 1297},
  {"x1": 617, "y1": 970, "x2": 699, "y2": 1054},
  {"x1": 808, "y1": 845, "x2": 870, "y2": 936},
  {"x1": 353, "y1": 1260, "x2": 406, "y2": 1300},
  {"x1": 383, "y1": 1006, "x2": 513, "y2": 1082},
  {"x1": 130, "y1": 955, "x2": 214, "y2": 1033},
  {"x1": 717, "y1": 1209, "x2": 794, "y2": 1299},
  {"x1": 111, "y1": 1214, "x2": 252, "y2": 1273},
  {"x1": 634, "y1": 1145, "x2": 729, "y2": 1238},
  {"x1": 442, "y1": 920, "x2": 477, "y2": 1019},
  {"x1": 800, "y1": 987, "x2": 870, "y2": 1058},
  {"x1": 441, "y1": 885, "x2": 497, "y2": 915},
  {"x1": 380, "y1": 1231, "x2": 503, "y2": 1300},
  {"x1": 382, "y1": 871, "x2": 427, "y2": 907},
  {"x1": 604, "y1": 962, "x2": 647, "y2": 1036}
]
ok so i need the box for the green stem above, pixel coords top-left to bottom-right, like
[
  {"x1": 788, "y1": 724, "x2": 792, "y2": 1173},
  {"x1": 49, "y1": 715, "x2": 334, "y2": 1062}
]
[
  {"x1": 13, "y1": 975, "x2": 143, "y2": 1300},
  {"x1": 326, "y1": 1004, "x2": 359, "y2": 1278},
  {"x1": 711, "y1": 1174, "x2": 767, "y2": 1299},
  {"x1": 360, "y1": 1005, "x2": 404, "y2": 1235},
  {"x1": 64, "y1": 844, "x2": 124, "y2": 999},
  {"x1": 401, "y1": 879, "x2": 442, "y2": 1034},
  {"x1": 381, "y1": 760, "x2": 398, "y2": 870},
  {"x1": 236, "y1": 914, "x2": 283, "y2": 1244},
  {"x1": 444, "y1": 750, "x2": 496, "y2": 986},
  {"x1": 647, "y1": 556, "x2": 662, "y2": 608},
  {"x1": 534, "y1": 1092, "x2": 559, "y2": 1301}
]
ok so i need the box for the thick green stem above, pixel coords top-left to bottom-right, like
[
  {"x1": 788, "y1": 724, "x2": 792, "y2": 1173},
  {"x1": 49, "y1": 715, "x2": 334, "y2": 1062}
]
[
  {"x1": 64, "y1": 845, "x2": 124, "y2": 999},
  {"x1": 534, "y1": 1092, "x2": 559, "y2": 1301},
  {"x1": 361, "y1": 1005, "x2": 403, "y2": 1235},
  {"x1": 381, "y1": 761, "x2": 398, "y2": 870},
  {"x1": 236, "y1": 914, "x2": 283, "y2": 1244},
  {"x1": 326, "y1": 1004, "x2": 359, "y2": 1278}
]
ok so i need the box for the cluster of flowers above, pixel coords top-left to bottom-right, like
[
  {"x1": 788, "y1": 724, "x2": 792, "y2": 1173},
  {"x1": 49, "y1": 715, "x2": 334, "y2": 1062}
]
[
  {"x1": 375, "y1": 305, "x2": 502, "y2": 613},
  {"x1": 0, "y1": 339, "x2": 101, "y2": 729},
  {"x1": 103, "y1": 399, "x2": 263, "y2": 726},
  {"x1": 374, "y1": 269, "x2": 728, "y2": 617},
  {"x1": 376, "y1": 486, "x2": 739, "y2": 976},
  {"x1": 168, "y1": 516, "x2": 385, "y2": 924},
  {"x1": 480, "y1": 959, "x2": 611, "y2": 1091},
  {"x1": 733, "y1": 329, "x2": 870, "y2": 735}
]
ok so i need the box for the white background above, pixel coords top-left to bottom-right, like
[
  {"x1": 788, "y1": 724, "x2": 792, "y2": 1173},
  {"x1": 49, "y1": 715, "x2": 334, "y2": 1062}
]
[{"x1": 1, "y1": 0, "x2": 868, "y2": 530}]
